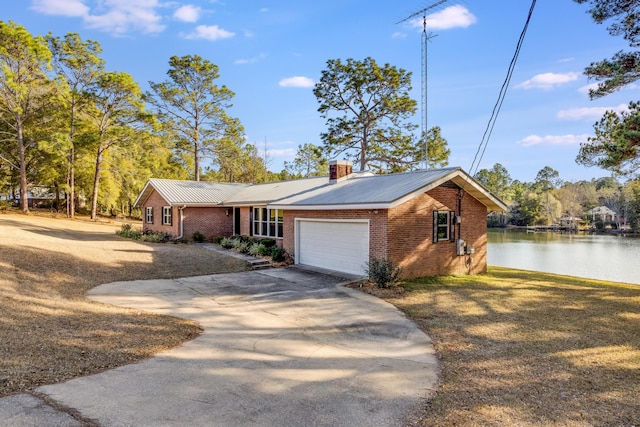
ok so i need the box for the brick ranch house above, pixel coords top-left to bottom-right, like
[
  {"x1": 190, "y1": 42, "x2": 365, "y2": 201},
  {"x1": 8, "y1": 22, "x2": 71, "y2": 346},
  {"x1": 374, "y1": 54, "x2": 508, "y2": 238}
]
[{"x1": 134, "y1": 161, "x2": 507, "y2": 279}]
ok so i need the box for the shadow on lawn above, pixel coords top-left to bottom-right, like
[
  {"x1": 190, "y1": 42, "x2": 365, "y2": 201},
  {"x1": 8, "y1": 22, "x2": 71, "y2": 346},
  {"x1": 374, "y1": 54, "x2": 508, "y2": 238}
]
[{"x1": 394, "y1": 267, "x2": 640, "y2": 426}]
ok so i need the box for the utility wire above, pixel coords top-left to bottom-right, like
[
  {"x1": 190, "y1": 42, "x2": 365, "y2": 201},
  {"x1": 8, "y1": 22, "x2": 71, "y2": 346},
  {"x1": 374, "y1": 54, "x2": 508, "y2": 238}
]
[{"x1": 468, "y1": 0, "x2": 537, "y2": 177}]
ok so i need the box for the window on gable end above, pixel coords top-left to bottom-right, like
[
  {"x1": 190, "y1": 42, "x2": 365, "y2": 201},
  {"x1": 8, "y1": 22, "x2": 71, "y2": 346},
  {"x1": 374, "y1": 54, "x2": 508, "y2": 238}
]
[
  {"x1": 162, "y1": 206, "x2": 172, "y2": 225},
  {"x1": 433, "y1": 210, "x2": 456, "y2": 243},
  {"x1": 145, "y1": 207, "x2": 154, "y2": 224}
]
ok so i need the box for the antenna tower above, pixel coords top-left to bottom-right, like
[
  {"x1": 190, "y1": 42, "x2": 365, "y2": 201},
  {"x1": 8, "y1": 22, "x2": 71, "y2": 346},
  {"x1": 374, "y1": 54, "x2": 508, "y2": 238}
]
[{"x1": 397, "y1": 0, "x2": 448, "y2": 169}]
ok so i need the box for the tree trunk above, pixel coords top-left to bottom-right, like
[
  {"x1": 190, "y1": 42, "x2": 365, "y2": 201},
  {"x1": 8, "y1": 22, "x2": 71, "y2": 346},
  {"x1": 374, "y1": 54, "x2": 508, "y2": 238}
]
[
  {"x1": 90, "y1": 147, "x2": 103, "y2": 220},
  {"x1": 18, "y1": 125, "x2": 28, "y2": 214},
  {"x1": 68, "y1": 147, "x2": 75, "y2": 218}
]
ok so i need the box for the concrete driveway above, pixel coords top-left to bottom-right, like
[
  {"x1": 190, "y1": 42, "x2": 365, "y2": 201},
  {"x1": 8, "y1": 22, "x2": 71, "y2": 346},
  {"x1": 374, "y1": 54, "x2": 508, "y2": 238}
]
[{"x1": 4, "y1": 267, "x2": 438, "y2": 426}]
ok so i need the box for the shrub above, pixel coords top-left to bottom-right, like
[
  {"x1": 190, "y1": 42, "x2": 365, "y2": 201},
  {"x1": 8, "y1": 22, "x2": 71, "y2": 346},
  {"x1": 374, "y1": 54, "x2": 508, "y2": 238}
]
[
  {"x1": 142, "y1": 231, "x2": 170, "y2": 243},
  {"x1": 248, "y1": 243, "x2": 268, "y2": 256},
  {"x1": 211, "y1": 235, "x2": 224, "y2": 244},
  {"x1": 365, "y1": 257, "x2": 402, "y2": 289},
  {"x1": 220, "y1": 237, "x2": 235, "y2": 249},
  {"x1": 235, "y1": 241, "x2": 250, "y2": 254},
  {"x1": 192, "y1": 231, "x2": 205, "y2": 243},
  {"x1": 259, "y1": 238, "x2": 277, "y2": 248},
  {"x1": 270, "y1": 246, "x2": 286, "y2": 262},
  {"x1": 117, "y1": 223, "x2": 142, "y2": 240}
]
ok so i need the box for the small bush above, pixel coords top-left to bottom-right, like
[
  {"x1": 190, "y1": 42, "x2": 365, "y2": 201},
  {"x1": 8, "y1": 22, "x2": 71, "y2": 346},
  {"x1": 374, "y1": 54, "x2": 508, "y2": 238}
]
[
  {"x1": 220, "y1": 237, "x2": 235, "y2": 249},
  {"x1": 259, "y1": 238, "x2": 277, "y2": 248},
  {"x1": 117, "y1": 223, "x2": 142, "y2": 240},
  {"x1": 192, "y1": 231, "x2": 205, "y2": 243},
  {"x1": 366, "y1": 257, "x2": 402, "y2": 289},
  {"x1": 211, "y1": 235, "x2": 224, "y2": 244},
  {"x1": 270, "y1": 246, "x2": 286, "y2": 262},
  {"x1": 235, "y1": 240, "x2": 250, "y2": 254},
  {"x1": 143, "y1": 232, "x2": 169, "y2": 243},
  {"x1": 248, "y1": 243, "x2": 268, "y2": 256}
]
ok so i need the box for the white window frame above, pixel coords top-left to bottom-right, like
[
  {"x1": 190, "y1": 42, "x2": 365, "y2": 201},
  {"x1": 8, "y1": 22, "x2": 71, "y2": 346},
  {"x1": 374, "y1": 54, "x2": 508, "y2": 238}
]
[
  {"x1": 252, "y1": 207, "x2": 283, "y2": 238},
  {"x1": 162, "y1": 206, "x2": 172, "y2": 225},
  {"x1": 145, "y1": 206, "x2": 154, "y2": 224},
  {"x1": 433, "y1": 210, "x2": 455, "y2": 242}
]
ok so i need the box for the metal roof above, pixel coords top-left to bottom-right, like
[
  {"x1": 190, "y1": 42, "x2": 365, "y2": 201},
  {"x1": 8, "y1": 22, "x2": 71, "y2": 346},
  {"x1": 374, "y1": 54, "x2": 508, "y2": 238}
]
[
  {"x1": 133, "y1": 178, "x2": 248, "y2": 207},
  {"x1": 134, "y1": 167, "x2": 507, "y2": 212},
  {"x1": 222, "y1": 176, "x2": 328, "y2": 205},
  {"x1": 268, "y1": 167, "x2": 508, "y2": 212}
]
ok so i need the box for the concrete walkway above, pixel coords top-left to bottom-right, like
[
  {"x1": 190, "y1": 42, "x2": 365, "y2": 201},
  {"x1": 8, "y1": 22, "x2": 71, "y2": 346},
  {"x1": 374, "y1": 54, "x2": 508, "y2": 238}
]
[{"x1": 3, "y1": 268, "x2": 439, "y2": 426}]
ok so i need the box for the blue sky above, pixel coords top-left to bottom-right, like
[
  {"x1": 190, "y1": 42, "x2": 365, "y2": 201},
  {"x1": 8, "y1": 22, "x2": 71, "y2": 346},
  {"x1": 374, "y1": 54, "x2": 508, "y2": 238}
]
[{"x1": 5, "y1": 0, "x2": 637, "y2": 182}]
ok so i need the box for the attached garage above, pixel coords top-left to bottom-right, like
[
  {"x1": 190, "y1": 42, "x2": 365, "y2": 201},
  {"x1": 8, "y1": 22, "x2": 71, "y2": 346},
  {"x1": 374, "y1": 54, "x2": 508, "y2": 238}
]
[{"x1": 295, "y1": 219, "x2": 370, "y2": 276}]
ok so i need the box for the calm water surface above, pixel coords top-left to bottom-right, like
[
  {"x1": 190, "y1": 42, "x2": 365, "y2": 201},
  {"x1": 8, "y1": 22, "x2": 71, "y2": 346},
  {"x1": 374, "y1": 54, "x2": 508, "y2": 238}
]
[{"x1": 487, "y1": 229, "x2": 640, "y2": 285}]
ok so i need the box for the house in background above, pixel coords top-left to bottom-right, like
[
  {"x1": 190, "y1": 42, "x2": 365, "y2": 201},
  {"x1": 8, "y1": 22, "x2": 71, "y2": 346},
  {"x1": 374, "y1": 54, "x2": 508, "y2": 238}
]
[{"x1": 134, "y1": 161, "x2": 507, "y2": 278}]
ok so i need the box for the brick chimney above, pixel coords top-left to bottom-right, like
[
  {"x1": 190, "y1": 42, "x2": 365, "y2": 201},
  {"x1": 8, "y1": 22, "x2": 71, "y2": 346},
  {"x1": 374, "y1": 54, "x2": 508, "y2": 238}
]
[{"x1": 329, "y1": 160, "x2": 353, "y2": 184}]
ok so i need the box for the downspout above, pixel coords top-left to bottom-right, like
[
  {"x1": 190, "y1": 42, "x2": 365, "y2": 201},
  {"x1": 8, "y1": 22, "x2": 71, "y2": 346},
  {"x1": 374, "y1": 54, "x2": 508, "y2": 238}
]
[{"x1": 174, "y1": 205, "x2": 187, "y2": 240}]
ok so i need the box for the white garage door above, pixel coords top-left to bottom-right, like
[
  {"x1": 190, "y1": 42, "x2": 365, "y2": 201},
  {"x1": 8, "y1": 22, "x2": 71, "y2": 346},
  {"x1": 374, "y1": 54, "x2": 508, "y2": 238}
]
[{"x1": 296, "y1": 219, "x2": 369, "y2": 276}]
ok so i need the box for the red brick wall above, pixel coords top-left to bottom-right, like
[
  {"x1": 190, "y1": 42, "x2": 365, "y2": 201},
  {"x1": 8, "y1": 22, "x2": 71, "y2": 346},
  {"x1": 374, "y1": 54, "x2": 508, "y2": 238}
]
[
  {"x1": 183, "y1": 207, "x2": 233, "y2": 240},
  {"x1": 140, "y1": 190, "x2": 234, "y2": 240},
  {"x1": 142, "y1": 191, "x2": 179, "y2": 237},
  {"x1": 387, "y1": 187, "x2": 487, "y2": 278},
  {"x1": 283, "y1": 185, "x2": 488, "y2": 279}
]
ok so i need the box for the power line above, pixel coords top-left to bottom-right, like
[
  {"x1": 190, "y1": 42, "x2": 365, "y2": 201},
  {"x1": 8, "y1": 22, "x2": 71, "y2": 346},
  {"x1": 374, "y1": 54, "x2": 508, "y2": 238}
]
[{"x1": 468, "y1": 0, "x2": 537, "y2": 177}]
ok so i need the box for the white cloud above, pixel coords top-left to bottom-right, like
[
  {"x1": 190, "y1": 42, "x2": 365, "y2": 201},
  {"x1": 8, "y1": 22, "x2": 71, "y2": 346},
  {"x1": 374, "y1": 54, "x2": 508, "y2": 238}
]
[
  {"x1": 31, "y1": 0, "x2": 88, "y2": 17},
  {"x1": 516, "y1": 72, "x2": 580, "y2": 90},
  {"x1": 174, "y1": 5, "x2": 201, "y2": 23},
  {"x1": 32, "y1": 0, "x2": 165, "y2": 34},
  {"x1": 183, "y1": 25, "x2": 235, "y2": 41},
  {"x1": 578, "y1": 82, "x2": 600, "y2": 95},
  {"x1": 558, "y1": 104, "x2": 629, "y2": 120},
  {"x1": 392, "y1": 32, "x2": 406, "y2": 39},
  {"x1": 411, "y1": 5, "x2": 476, "y2": 31},
  {"x1": 518, "y1": 134, "x2": 590, "y2": 147},
  {"x1": 235, "y1": 53, "x2": 267, "y2": 65},
  {"x1": 279, "y1": 76, "x2": 315, "y2": 88}
]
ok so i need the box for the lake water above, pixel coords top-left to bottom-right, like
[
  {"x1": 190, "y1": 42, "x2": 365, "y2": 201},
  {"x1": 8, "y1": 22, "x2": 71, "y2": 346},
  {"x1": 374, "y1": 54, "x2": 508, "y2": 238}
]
[{"x1": 487, "y1": 229, "x2": 640, "y2": 285}]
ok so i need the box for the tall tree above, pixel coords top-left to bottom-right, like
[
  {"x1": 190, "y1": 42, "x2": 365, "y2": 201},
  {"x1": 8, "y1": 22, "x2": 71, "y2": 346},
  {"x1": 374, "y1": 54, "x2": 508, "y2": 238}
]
[
  {"x1": 85, "y1": 71, "x2": 146, "y2": 220},
  {"x1": 575, "y1": 0, "x2": 640, "y2": 99},
  {"x1": 47, "y1": 32, "x2": 104, "y2": 218},
  {"x1": 313, "y1": 57, "x2": 418, "y2": 172},
  {"x1": 576, "y1": 101, "x2": 640, "y2": 176},
  {"x1": 535, "y1": 166, "x2": 562, "y2": 224},
  {"x1": 146, "y1": 55, "x2": 243, "y2": 181},
  {"x1": 417, "y1": 126, "x2": 450, "y2": 170},
  {"x1": 0, "y1": 21, "x2": 56, "y2": 213},
  {"x1": 285, "y1": 143, "x2": 328, "y2": 177}
]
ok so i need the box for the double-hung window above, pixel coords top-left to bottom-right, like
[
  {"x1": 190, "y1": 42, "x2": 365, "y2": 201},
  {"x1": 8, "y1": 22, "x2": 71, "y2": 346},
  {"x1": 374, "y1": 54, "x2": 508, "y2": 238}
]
[
  {"x1": 433, "y1": 210, "x2": 456, "y2": 242},
  {"x1": 162, "y1": 206, "x2": 172, "y2": 225},
  {"x1": 252, "y1": 207, "x2": 283, "y2": 238},
  {"x1": 145, "y1": 207, "x2": 154, "y2": 224}
]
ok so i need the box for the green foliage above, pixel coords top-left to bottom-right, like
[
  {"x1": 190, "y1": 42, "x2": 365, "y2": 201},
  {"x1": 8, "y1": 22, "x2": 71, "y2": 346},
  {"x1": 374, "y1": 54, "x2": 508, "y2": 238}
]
[
  {"x1": 574, "y1": 0, "x2": 640, "y2": 98},
  {"x1": 116, "y1": 223, "x2": 142, "y2": 240},
  {"x1": 211, "y1": 235, "x2": 224, "y2": 244},
  {"x1": 313, "y1": 56, "x2": 419, "y2": 172},
  {"x1": 146, "y1": 54, "x2": 244, "y2": 182},
  {"x1": 259, "y1": 238, "x2": 277, "y2": 248},
  {"x1": 577, "y1": 102, "x2": 640, "y2": 177},
  {"x1": 220, "y1": 237, "x2": 235, "y2": 249},
  {"x1": 248, "y1": 243, "x2": 270, "y2": 257},
  {"x1": 414, "y1": 126, "x2": 451, "y2": 170},
  {"x1": 284, "y1": 143, "x2": 328, "y2": 177},
  {"x1": 366, "y1": 257, "x2": 402, "y2": 289},
  {"x1": 270, "y1": 246, "x2": 286, "y2": 262},
  {"x1": 192, "y1": 231, "x2": 205, "y2": 243}
]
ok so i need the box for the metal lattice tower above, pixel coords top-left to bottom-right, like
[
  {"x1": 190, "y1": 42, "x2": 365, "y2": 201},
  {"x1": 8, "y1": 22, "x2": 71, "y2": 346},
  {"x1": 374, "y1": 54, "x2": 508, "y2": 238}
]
[{"x1": 397, "y1": 0, "x2": 448, "y2": 169}]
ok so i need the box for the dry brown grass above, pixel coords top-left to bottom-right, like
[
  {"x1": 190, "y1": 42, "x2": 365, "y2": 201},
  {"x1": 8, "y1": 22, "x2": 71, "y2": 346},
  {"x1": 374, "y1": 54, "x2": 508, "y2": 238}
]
[
  {"x1": 388, "y1": 268, "x2": 640, "y2": 427},
  {"x1": 0, "y1": 211, "x2": 249, "y2": 397}
]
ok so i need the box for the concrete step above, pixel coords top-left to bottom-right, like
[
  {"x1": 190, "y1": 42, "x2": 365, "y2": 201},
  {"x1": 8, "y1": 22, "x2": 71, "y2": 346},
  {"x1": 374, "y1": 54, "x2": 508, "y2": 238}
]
[{"x1": 249, "y1": 259, "x2": 272, "y2": 270}]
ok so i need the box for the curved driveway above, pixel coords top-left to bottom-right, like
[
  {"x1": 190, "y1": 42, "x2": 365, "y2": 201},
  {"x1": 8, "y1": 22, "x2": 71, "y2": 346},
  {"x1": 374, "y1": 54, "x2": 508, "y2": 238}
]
[{"x1": 23, "y1": 268, "x2": 439, "y2": 426}]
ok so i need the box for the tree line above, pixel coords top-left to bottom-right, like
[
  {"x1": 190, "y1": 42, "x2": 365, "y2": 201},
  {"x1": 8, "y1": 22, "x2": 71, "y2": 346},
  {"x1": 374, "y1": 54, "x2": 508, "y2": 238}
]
[
  {"x1": 2, "y1": 0, "x2": 639, "y2": 220},
  {"x1": 474, "y1": 163, "x2": 640, "y2": 231}
]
